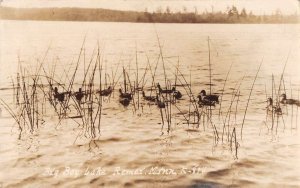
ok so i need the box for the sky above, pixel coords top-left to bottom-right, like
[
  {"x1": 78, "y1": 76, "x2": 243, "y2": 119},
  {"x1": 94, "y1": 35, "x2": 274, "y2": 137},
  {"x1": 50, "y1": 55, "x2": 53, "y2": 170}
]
[{"x1": 1, "y1": 0, "x2": 299, "y2": 15}]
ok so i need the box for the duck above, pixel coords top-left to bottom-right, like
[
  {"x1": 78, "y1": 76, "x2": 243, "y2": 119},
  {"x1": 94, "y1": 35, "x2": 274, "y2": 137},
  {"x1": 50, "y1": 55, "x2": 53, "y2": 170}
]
[
  {"x1": 119, "y1": 89, "x2": 132, "y2": 100},
  {"x1": 280, "y1": 94, "x2": 300, "y2": 106},
  {"x1": 267, "y1": 97, "x2": 282, "y2": 115},
  {"x1": 119, "y1": 98, "x2": 130, "y2": 107},
  {"x1": 53, "y1": 87, "x2": 67, "y2": 102},
  {"x1": 197, "y1": 95, "x2": 216, "y2": 107},
  {"x1": 98, "y1": 86, "x2": 113, "y2": 96},
  {"x1": 156, "y1": 96, "x2": 166, "y2": 108},
  {"x1": 173, "y1": 90, "x2": 182, "y2": 100},
  {"x1": 74, "y1": 88, "x2": 84, "y2": 102},
  {"x1": 142, "y1": 91, "x2": 156, "y2": 102},
  {"x1": 157, "y1": 83, "x2": 175, "y2": 94},
  {"x1": 198, "y1": 90, "x2": 219, "y2": 103}
]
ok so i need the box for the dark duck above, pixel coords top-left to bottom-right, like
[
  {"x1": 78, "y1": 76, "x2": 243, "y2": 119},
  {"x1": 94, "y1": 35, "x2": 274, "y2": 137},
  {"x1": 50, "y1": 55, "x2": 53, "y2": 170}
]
[
  {"x1": 119, "y1": 89, "x2": 132, "y2": 100},
  {"x1": 53, "y1": 87, "x2": 68, "y2": 102},
  {"x1": 119, "y1": 88, "x2": 132, "y2": 106},
  {"x1": 267, "y1": 97, "x2": 282, "y2": 115},
  {"x1": 173, "y1": 90, "x2": 182, "y2": 100},
  {"x1": 198, "y1": 90, "x2": 219, "y2": 103},
  {"x1": 197, "y1": 95, "x2": 216, "y2": 107},
  {"x1": 142, "y1": 91, "x2": 156, "y2": 102},
  {"x1": 74, "y1": 88, "x2": 84, "y2": 102},
  {"x1": 280, "y1": 94, "x2": 300, "y2": 106},
  {"x1": 98, "y1": 86, "x2": 113, "y2": 96}
]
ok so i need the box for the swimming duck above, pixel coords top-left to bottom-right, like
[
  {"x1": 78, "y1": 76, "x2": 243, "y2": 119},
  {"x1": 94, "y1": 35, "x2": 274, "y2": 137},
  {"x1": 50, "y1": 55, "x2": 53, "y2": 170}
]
[
  {"x1": 53, "y1": 87, "x2": 68, "y2": 102},
  {"x1": 98, "y1": 86, "x2": 113, "y2": 96},
  {"x1": 198, "y1": 90, "x2": 219, "y2": 103},
  {"x1": 119, "y1": 89, "x2": 132, "y2": 100},
  {"x1": 173, "y1": 90, "x2": 182, "y2": 100},
  {"x1": 157, "y1": 83, "x2": 175, "y2": 94},
  {"x1": 142, "y1": 91, "x2": 156, "y2": 102},
  {"x1": 197, "y1": 95, "x2": 216, "y2": 107},
  {"x1": 280, "y1": 94, "x2": 300, "y2": 106},
  {"x1": 74, "y1": 88, "x2": 84, "y2": 102}
]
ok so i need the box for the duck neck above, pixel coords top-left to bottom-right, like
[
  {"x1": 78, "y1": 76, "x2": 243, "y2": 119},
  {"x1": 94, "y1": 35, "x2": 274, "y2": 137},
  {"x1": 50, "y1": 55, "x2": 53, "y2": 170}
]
[
  {"x1": 157, "y1": 86, "x2": 162, "y2": 92},
  {"x1": 198, "y1": 96, "x2": 203, "y2": 101}
]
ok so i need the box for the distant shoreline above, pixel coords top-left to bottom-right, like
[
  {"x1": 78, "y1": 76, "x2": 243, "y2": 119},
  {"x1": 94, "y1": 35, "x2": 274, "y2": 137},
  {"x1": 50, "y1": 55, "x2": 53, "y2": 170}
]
[
  {"x1": 2, "y1": 19, "x2": 299, "y2": 25},
  {"x1": 0, "y1": 6, "x2": 299, "y2": 24}
]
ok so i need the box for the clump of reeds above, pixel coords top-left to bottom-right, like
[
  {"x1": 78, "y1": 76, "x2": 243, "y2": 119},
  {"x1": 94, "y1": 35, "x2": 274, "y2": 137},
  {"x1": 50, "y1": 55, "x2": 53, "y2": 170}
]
[{"x1": 0, "y1": 52, "x2": 50, "y2": 138}]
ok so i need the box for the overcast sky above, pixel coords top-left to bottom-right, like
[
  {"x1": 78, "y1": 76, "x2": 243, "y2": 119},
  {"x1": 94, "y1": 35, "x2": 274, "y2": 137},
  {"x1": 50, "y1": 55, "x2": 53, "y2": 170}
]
[{"x1": 1, "y1": 0, "x2": 299, "y2": 15}]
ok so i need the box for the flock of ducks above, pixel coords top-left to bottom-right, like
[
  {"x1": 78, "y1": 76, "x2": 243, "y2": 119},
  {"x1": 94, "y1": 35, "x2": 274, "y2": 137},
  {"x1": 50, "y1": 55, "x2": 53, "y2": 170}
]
[
  {"x1": 266, "y1": 94, "x2": 300, "y2": 115},
  {"x1": 117, "y1": 83, "x2": 221, "y2": 109},
  {"x1": 53, "y1": 85, "x2": 300, "y2": 113},
  {"x1": 52, "y1": 83, "x2": 220, "y2": 109},
  {"x1": 53, "y1": 86, "x2": 113, "y2": 103}
]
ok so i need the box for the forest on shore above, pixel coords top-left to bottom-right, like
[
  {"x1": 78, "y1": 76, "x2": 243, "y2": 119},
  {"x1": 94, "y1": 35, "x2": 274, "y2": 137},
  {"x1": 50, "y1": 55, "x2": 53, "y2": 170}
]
[{"x1": 0, "y1": 6, "x2": 299, "y2": 23}]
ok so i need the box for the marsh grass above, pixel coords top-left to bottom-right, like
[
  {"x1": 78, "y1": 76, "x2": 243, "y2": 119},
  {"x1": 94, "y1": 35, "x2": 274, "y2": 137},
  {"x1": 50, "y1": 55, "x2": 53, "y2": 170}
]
[{"x1": 2, "y1": 39, "x2": 298, "y2": 160}]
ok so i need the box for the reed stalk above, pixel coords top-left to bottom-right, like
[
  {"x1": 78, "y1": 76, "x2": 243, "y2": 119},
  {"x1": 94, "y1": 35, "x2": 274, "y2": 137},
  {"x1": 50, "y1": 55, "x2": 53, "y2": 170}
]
[
  {"x1": 241, "y1": 61, "x2": 263, "y2": 140},
  {"x1": 219, "y1": 62, "x2": 233, "y2": 118}
]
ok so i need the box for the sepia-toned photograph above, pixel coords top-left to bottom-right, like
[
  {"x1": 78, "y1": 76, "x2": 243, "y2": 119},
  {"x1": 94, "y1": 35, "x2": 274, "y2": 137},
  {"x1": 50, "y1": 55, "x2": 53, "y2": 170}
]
[{"x1": 0, "y1": 0, "x2": 299, "y2": 187}]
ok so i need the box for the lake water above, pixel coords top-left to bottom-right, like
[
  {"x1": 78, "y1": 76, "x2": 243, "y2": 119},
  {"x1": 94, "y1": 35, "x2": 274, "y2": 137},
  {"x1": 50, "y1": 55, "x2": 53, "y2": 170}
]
[{"x1": 0, "y1": 21, "x2": 300, "y2": 187}]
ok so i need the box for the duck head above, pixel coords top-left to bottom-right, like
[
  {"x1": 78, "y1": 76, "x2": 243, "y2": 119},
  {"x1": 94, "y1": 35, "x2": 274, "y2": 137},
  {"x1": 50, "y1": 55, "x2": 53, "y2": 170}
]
[
  {"x1": 200, "y1": 90, "x2": 206, "y2": 96},
  {"x1": 54, "y1": 87, "x2": 58, "y2": 94},
  {"x1": 280, "y1": 93, "x2": 287, "y2": 100}
]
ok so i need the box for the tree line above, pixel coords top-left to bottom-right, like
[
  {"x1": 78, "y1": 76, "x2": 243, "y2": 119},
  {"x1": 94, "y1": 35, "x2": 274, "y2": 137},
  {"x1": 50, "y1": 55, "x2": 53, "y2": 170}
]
[{"x1": 0, "y1": 6, "x2": 298, "y2": 23}]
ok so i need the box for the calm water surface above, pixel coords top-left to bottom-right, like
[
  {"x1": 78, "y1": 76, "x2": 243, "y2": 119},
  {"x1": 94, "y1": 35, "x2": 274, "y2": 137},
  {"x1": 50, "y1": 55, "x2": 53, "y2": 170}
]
[{"x1": 0, "y1": 21, "x2": 300, "y2": 187}]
